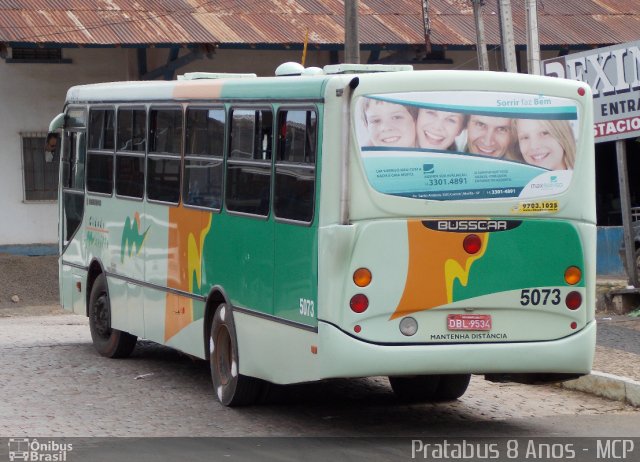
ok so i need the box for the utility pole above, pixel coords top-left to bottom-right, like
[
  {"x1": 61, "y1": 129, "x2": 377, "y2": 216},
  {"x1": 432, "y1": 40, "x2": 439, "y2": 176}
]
[
  {"x1": 344, "y1": 0, "x2": 360, "y2": 64},
  {"x1": 525, "y1": 0, "x2": 540, "y2": 74},
  {"x1": 618, "y1": 141, "x2": 639, "y2": 287},
  {"x1": 421, "y1": 0, "x2": 432, "y2": 56},
  {"x1": 471, "y1": 0, "x2": 489, "y2": 70},
  {"x1": 497, "y1": 0, "x2": 517, "y2": 72}
]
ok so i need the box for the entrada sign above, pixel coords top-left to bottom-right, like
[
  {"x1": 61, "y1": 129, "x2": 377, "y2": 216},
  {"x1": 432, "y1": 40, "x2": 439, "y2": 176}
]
[{"x1": 542, "y1": 41, "x2": 640, "y2": 143}]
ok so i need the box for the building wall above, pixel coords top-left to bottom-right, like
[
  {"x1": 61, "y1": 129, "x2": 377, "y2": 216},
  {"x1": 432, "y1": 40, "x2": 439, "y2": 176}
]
[{"x1": 0, "y1": 48, "x2": 131, "y2": 245}]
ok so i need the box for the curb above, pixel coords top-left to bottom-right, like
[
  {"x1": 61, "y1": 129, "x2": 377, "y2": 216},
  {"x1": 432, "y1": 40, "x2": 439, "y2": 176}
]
[{"x1": 559, "y1": 371, "x2": 640, "y2": 407}]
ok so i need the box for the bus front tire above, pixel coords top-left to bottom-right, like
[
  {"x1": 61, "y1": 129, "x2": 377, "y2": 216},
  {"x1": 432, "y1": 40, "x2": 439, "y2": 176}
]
[
  {"x1": 210, "y1": 304, "x2": 262, "y2": 406},
  {"x1": 388, "y1": 375, "x2": 440, "y2": 403},
  {"x1": 434, "y1": 374, "x2": 471, "y2": 401},
  {"x1": 88, "y1": 274, "x2": 137, "y2": 358}
]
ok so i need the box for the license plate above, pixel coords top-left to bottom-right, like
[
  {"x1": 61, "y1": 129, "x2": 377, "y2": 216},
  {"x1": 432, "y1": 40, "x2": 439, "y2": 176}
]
[{"x1": 447, "y1": 314, "x2": 492, "y2": 331}]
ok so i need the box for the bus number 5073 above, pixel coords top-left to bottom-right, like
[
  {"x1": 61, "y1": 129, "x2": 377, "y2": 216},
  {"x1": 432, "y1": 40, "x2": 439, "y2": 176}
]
[
  {"x1": 520, "y1": 289, "x2": 561, "y2": 306},
  {"x1": 300, "y1": 298, "x2": 315, "y2": 317}
]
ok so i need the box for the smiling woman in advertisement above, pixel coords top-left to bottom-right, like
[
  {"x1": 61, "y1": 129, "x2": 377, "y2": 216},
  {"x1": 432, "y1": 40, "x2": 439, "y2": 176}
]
[
  {"x1": 415, "y1": 109, "x2": 467, "y2": 151},
  {"x1": 514, "y1": 119, "x2": 576, "y2": 170}
]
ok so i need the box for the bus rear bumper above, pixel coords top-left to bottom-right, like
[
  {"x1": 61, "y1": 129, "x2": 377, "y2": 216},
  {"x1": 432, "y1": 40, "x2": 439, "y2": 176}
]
[{"x1": 317, "y1": 320, "x2": 596, "y2": 379}]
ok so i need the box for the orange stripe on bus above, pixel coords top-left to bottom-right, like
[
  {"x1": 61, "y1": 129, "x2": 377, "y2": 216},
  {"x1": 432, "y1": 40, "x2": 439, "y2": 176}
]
[
  {"x1": 390, "y1": 221, "x2": 488, "y2": 320},
  {"x1": 164, "y1": 206, "x2": 212, "y2": 341},
  {"x1": 173, "y1": 80, "x2": 224, "y2": 99}
]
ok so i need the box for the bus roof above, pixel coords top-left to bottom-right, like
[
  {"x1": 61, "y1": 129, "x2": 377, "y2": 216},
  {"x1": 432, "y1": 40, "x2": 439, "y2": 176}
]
[
  {"x1": 65, "y1": 74, "x2": 333, "y2": 104},
  {"x1": 64, "y1": 62, "x2": 419, "y2": 104}
]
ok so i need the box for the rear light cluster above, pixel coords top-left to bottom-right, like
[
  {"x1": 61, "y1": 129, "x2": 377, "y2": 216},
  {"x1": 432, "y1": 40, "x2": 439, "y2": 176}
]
[
  {"x1": 350, "y1": 268, "x2": 372, "y2": 334},
  {"x1": 349, "y1": 267, "x2": 419, "y2": 336},
  {"x1": 564, "y1": 265, "x2": 582, "y2": 311},
  {"x1": 350, "y1": 268, "x2": 371, "y2": 314}
]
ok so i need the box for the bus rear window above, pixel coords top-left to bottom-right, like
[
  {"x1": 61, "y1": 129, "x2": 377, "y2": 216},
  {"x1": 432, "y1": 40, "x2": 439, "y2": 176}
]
[{"x1": 355, "y1": 91, "x2": 579, "y2": 201}]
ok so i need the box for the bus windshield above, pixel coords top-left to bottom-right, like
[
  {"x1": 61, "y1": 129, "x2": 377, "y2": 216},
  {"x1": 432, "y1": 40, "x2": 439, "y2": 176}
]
[{"x1": 355, "y1": 91, "x2": 580, "y2": 201}]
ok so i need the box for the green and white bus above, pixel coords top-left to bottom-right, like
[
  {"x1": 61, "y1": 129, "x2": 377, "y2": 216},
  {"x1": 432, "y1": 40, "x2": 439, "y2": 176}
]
[{"x1": 52, "y1": 63, "x2": 596, "y2": 406}]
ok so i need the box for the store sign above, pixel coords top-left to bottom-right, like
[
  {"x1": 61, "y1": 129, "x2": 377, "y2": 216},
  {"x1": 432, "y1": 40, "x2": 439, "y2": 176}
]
[{"x1": 542, "y1": 41, "x2": 640, "y2": 143}]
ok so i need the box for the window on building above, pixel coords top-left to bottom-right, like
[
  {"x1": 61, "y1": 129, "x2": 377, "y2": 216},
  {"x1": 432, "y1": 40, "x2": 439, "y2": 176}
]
[
  {"x1": 226, "y1": 108, "x2": 273, "y2": 216},
  {"x1": 22, "y1": 134, "x2": 59, "y2": 201},
  {"x1": 274, "y1": 110, "x2": 317, "y2": 223},
  {"x1": 184, "y1": 107, "x2": 225, "y2": 209},
  {"x1": 7, "y1": 47, "x2": 71, "y2": 64}
]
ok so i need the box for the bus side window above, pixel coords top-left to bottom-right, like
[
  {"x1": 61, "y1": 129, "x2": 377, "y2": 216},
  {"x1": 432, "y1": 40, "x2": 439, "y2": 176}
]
[
  {"x1": 115, "y1": 107, "x2": 147, "y2": 200},
  {"x1": 117, "y1": 108, "x2": 146, "y2": 153},
  {"x1": 226, "y1": 108, "x2": 272, "y2": 216},
  {"x1": 147, "y1": 108, "x2": 182, "y2": 204},
  {"x1": 87, "y1": 108, "x2": 115, "y2": 195},
  {"x1": 62, "y1": 127, "x2": 87, "y2": 242},
  {"x1": 184, "y1": 108, "x2": 225, "y2": 209},
  {"x1": 257, "y1": 110, "x2": 273, "y2": 161},
  {"x1": 274, "y1": 109, "x2": 316, "y2": 223}
]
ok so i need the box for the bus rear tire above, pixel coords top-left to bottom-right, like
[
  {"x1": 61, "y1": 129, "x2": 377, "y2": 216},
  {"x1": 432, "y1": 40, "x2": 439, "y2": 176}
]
[
  {"x1": 434, "y1": 374, "x2": 471, "y2": 401},
  {"x1": 388, "y1": 375, "x2": 440, "y2": 403},
  {"x1": 88, "y1": 274, "x2": 137, "y2": 358},
  {"x1": 210, "y1": 304, "x2": 263, "y2": 406}
]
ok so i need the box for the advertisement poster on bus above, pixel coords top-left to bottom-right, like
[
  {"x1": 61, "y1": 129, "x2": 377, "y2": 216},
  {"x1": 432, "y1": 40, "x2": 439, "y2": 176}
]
[{"x1": 355, "y1": 91, "x2": 579, "y2": 201}]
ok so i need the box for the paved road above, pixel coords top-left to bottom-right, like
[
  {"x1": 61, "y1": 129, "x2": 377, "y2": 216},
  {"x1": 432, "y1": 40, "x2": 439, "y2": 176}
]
[
  {"x1": 597, "y1": 317, "x2": 640, "y2": 355},
  {"x1": 1, "y1": 313, "x2": 639, "y2": 438}
]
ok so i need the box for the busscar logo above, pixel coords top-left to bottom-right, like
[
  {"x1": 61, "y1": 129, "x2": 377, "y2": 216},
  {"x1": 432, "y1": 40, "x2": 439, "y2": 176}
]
[
  {"x1": 422, "y1": 219, "x2": 522, "y2": 232},
  {"x1": 8, "y1": 438, "x2": 73, "y2": 461},
  {"x1": 120, "y1": 212, "x2": 150, "y2": 263}
]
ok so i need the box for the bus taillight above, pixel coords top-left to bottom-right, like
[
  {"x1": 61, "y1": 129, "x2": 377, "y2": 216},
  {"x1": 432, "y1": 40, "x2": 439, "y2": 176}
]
[
  {"x1": 566, "y1": 291, "x2": 582, "y2": 310},
  {"x1": 353, "y1": 268, "x2": 372, "y2": 287},
  {"x1": 350, "y1": 294, "x2": 369, "y2": 313},
  {"x1": 564, "y1": 266, "x2": 582, "y2": 285},
  {"x1": 463, "y1": 234, "x2": 482, "y2": 254}
]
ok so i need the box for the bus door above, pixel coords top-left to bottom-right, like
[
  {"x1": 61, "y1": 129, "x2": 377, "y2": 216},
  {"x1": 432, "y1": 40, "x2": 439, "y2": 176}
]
[
  {"x1": 273, "y1": 109, "x2": 318, "y2": 328},
  {"x1": 59, "y1": 107, "x2": 87, "y2": 314}
]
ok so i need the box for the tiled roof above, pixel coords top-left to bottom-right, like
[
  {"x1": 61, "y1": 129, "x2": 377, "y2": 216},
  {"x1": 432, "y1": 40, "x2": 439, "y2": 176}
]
[{"x1": 0, "y1": 0, "x2": 636, "y2": 47}]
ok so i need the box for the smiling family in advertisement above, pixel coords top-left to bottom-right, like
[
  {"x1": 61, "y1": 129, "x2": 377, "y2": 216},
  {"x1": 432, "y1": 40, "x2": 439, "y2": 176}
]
[{"x1": 356, "y1": 91, "x2": 580, "y2": 201}]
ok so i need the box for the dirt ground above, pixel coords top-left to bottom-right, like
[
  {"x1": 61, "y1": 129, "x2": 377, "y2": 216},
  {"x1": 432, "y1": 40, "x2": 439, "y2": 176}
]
[{"x1": 0, "y1": 254, "x2": 63, "y2": 315}]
